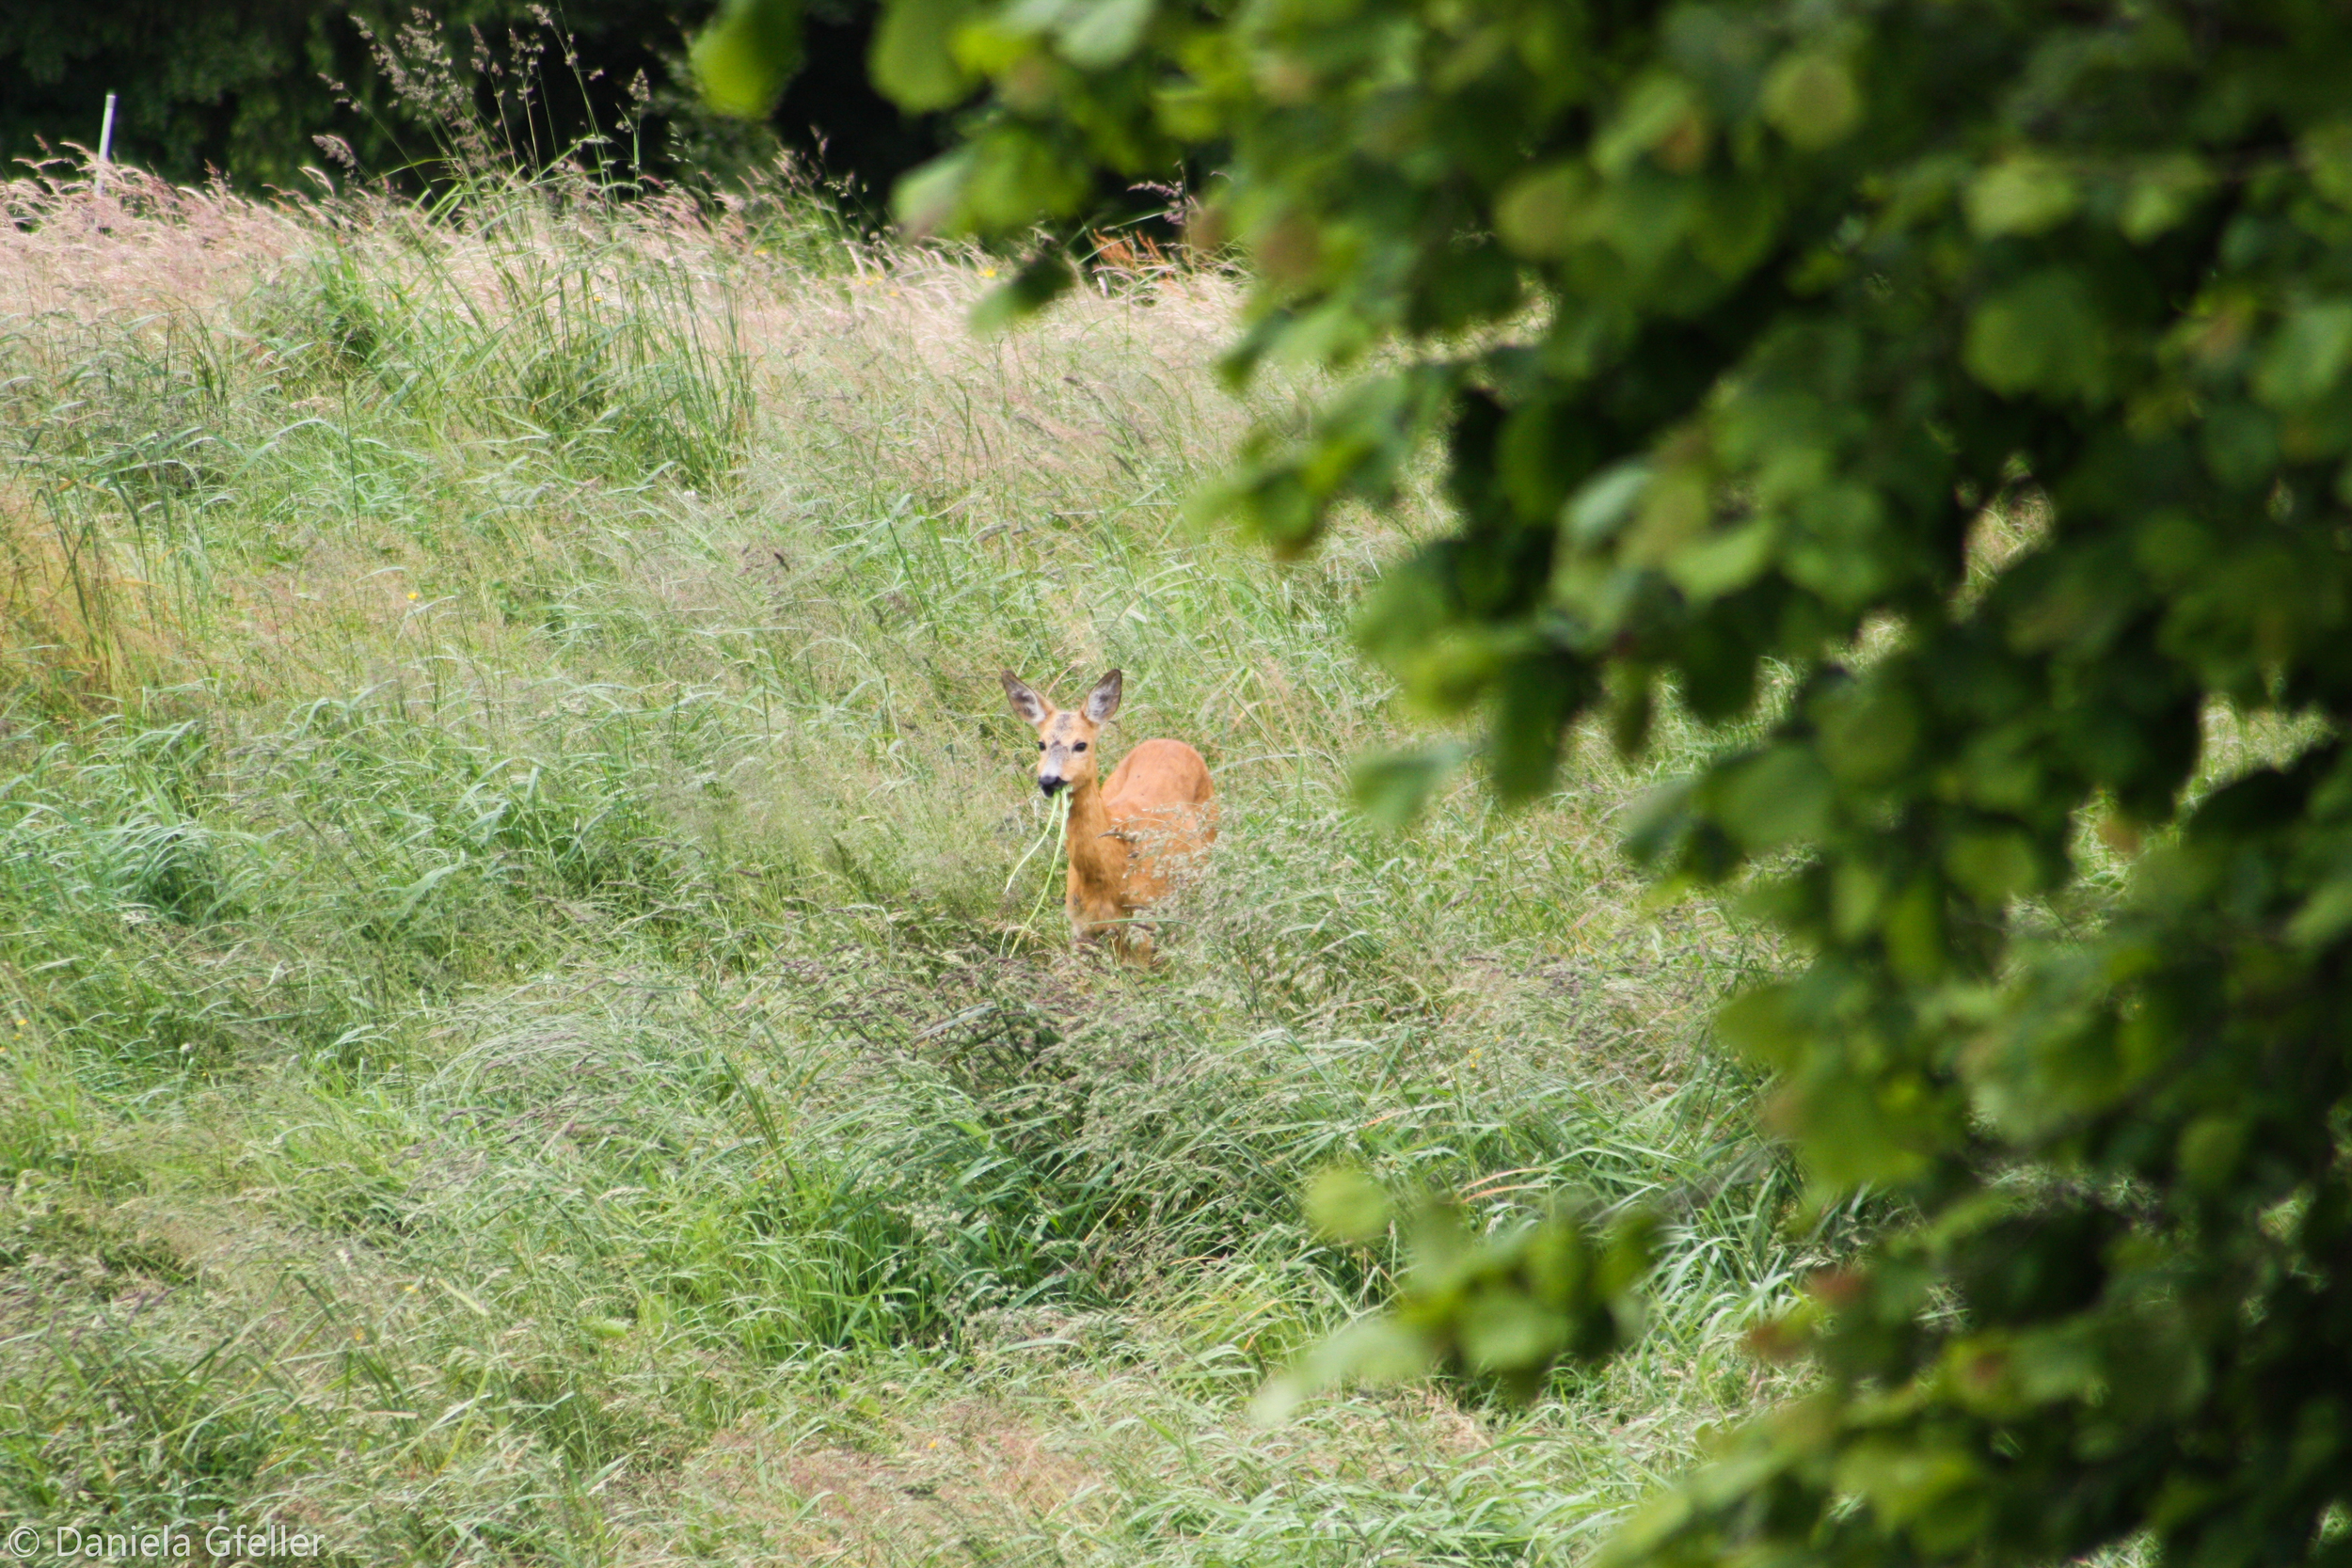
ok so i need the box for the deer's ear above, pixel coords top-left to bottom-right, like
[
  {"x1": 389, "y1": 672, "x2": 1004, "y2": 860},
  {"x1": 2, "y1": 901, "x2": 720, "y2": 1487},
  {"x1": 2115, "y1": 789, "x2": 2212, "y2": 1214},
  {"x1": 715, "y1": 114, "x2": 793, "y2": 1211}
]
[
  {"x1": 1001, "y1": 671, "x2": 1049, "y2": 725},
  {"x1": 1084, "y1": 669, "x2": 1123, "y2": 723}
]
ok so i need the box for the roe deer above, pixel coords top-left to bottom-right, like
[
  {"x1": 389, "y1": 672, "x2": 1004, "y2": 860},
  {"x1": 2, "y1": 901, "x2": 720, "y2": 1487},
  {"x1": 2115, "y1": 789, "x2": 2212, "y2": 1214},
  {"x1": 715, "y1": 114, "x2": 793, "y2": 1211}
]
[{"x1": 1001, "y1": 668, "x2": 1216, "y2": 962}]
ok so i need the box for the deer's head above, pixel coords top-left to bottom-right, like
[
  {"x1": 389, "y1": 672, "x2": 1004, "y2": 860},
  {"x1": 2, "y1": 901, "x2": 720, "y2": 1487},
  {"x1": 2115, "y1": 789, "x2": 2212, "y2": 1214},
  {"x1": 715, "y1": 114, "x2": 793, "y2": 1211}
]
[{"x1": 1002, "y1": 669, "x2": 1121, "y2": 797}]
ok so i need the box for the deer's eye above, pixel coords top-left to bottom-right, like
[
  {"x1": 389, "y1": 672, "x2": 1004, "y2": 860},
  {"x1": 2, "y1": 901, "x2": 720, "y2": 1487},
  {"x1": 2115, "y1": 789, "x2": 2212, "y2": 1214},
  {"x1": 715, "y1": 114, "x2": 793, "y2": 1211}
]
[
  {"x1": 1073, "y1": 742, "x2": 1089, "y2": 752},
  {"x1": 1037, "y1": 741, "x2": 1046, "y2": 751}
]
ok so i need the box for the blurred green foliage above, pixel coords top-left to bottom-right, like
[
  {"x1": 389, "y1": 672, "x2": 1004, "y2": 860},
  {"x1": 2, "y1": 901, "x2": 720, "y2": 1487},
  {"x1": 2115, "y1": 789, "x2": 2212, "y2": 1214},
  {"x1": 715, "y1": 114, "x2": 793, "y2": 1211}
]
[{"x1": 682, "y1": 1, "x2": 2352, "y2": 1564}]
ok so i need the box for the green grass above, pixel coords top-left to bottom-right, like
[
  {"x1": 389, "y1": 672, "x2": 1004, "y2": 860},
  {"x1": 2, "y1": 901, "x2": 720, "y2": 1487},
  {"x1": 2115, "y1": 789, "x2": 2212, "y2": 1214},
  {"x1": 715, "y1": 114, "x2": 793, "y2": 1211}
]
[{"x1": 0, "y1": 163, "x2": 1818, "y2": 1565}]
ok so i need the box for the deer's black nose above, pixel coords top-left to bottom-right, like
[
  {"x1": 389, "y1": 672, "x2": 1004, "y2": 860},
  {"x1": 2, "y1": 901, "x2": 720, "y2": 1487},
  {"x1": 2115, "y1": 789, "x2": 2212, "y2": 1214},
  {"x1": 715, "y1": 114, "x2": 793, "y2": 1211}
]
[{"x1": 1039, "y1": 777, "x2": 1067, "y2": 797}]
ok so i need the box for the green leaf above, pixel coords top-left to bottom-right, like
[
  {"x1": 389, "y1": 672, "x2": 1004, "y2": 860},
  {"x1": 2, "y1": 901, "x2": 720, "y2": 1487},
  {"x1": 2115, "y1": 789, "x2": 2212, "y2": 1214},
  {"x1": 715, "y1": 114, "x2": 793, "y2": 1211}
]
[
  {"x1": 1304, "y1": 1166, "x2": 1391, "y2": 1243},
  {"x1": 961, "y1": 125, "x2": 1093, "y2": 228},
  {"x1": 1664, "y1": 517, "x2": 1776, "y2": 601},
  {"x1": 891, "y1": 148, "x2": 976, "y2": 235},
  {"x1": 2301, "y1": 122, "x2": 2352, "y2": 209},
  {"x1": 2199, "y1": 401, "x2": 2280, "y2": 491},
  {"x1": 1815, "y1": 680, "x2": 1922, "y2": 787},
  {"x1": 1623, "y1": 468, "x2": 1710, "y2": 566},
  {"x1": 872, "y1": 0, "x2": 980, "y2": 110},
  {"x1": 2284, "y1": 864, "x2": 2352, "y2": 947},
  {"x1": 1621, "y1": 776, "x2": 1696, "y2": 868},
  {"x1": 1352, "y1": 744, "x2": 1467, "y2": 830},
  {"x1": 1565, "y1": 462, "x2": 1650, "y2": 546},
  {"x1": 1496, "y1": 163, "x2": 1591, "y2": 260},
  {"x1": 1992, "y1": 1324, "x2": 2106, "y2": 1406},
  {"x1": 1782, "y1": 481, "x2": 1897, "y2": 608},
  {"x1": 1154, "y1": 40, "x2": 1232, "y2": 138},
  {"x1": 1056, "y1": 0, "x2": 1154, "y2": 68},
  {"x1": 1760, "y1": 52, "x2": 1860, "y2": 150},
  {"x1": 1458, "y1": 1290, "x2": 1566, "y2": 1374},
  {"x1": 2120, "y1": 153, "x2": 2214, "y2": 242},
  {"x1": 1594, "y1": 73, "x2": 1705, "y2": 177},
  {"x1": 1944, "y1": 824, "x2": 2044, "y2": 903},
  {"x1": 1605, "y1": 664, "x2": 1654, "y2": 755},
  {"x1": 1833, "y1": 1437, "x2": 1986, "y2": 1529},
  {"x1": 1964, "y1": 155, "x2": 2079, "y2": 238},
  {"x1": 691, "y1": 0, "x2": 805, "y2": 117},
  {"x1": 969, "y1": 251, "x2": 1076, "y2": 332},
  {"x1": 1490, "y1": 655, "x2": 1586, "y2": 802},
  {"x1": 1716, "y1": 746, "x2": 1835, "y2": 852},
  {"x1": 1963, "y1": 270, "x2": 2108, "y2": 401},
  {"x1": 1599, "y1": 1210, "x2": 1661, "y2": 1298},
  {"x1": 1499, "y1": 401, "x2": 1600, "y2": 522},
  {"x1": 1300, "y1": 1315, "x2": 1437, "y2": 1391},
  {"x1": 1788, "y1": 1073, "x2": 1937, "y2": 1188},
  {"x1": 2175, "y1": 1115, "x2": 2248, "y2": 1195},
  {"x1": 2253, "y1": 301, "x2": 2352, "y2": 409}
]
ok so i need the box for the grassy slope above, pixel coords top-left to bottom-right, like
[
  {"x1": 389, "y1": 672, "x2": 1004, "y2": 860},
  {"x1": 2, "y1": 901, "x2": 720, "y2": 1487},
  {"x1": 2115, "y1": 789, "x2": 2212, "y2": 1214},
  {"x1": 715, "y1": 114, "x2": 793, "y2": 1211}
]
[{"x1": 0, "y1": 166, "x2": 1814, "y2": 1565}]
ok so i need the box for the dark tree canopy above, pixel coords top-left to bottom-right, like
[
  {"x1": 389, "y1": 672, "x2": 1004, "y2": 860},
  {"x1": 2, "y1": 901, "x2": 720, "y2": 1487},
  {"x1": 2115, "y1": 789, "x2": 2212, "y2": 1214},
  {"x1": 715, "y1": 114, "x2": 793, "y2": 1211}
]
[
  {"x1": 687, "y1": 2, "x2": 2352, "y2": 1566},
  {"x1": 0, "y1": 0, "x2": 941, "y2": 200}
]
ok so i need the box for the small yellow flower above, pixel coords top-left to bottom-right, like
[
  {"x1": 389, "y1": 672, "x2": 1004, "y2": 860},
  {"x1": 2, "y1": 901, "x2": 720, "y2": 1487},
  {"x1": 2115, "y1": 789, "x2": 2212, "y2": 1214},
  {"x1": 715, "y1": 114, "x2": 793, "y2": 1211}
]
[
  {"x1": 352, "y1": 1328, "x2": 366, "y2": 1342},
  {"x1": 980, "y1": 268, "x2": 998, "y2": 279},
  {"x1": 406, "y1": 591, "x2": 420, "y2": 601},
  {"x1": 755, "y1": 247, "x2": 771, "y2": 256}
]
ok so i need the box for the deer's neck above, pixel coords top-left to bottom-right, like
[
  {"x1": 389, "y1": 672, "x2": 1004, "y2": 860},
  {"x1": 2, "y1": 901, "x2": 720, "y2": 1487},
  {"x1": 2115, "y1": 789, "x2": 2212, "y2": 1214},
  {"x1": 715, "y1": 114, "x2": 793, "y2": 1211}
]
[{"x1": 1063, "y1": 774, "x2": 1129, "y2": 895}]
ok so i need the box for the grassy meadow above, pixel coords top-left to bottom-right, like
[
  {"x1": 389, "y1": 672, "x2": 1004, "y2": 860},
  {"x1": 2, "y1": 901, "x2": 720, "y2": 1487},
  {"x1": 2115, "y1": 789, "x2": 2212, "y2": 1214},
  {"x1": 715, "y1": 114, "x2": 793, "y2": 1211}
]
[{"x1": 0, "y1": 161, "x2": 1820, "y2": 1565}]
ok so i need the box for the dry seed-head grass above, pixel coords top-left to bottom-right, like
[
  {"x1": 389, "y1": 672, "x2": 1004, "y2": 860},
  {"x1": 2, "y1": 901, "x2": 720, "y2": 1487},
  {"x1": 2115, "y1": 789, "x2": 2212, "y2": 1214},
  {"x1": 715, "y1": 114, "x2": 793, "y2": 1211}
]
[
  {"x1": 737, "y1": 245, "x2": 1255, "y2": 532},
  {"x1": 0, "y1": 490, "x2": 183, "y2": 704},
  {"x1": 657, "y1": 1402, "x2": 1104, "y2": 1565},
  {"x1": 1, "y1": 163, "x2": 307, "y2": 321},
  {"x1": 1, "y1": 156, "x2": 1255, "y2": 563}
]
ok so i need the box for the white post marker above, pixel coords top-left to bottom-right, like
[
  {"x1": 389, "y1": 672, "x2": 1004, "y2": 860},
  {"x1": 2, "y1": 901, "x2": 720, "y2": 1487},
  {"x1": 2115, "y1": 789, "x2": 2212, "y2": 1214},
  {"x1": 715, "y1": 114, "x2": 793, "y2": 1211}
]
[{"x1": 95, "y1": 91, "x2": 118, "y2": 197}]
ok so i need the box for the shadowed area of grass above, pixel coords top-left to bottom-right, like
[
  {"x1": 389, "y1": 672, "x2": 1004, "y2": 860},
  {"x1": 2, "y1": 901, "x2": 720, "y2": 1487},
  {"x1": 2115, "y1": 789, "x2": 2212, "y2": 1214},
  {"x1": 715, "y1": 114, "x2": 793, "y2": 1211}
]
[{"x1": 0, "y1": 159, "x2": 1829, "y2": 1565}]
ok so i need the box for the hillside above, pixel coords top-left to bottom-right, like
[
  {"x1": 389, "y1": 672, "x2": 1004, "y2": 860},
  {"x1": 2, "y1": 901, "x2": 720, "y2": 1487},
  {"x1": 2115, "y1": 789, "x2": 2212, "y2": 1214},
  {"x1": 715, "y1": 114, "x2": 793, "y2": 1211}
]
[{"x1": 0, "y1": 163, "x2": 1807, "y2": 1565}]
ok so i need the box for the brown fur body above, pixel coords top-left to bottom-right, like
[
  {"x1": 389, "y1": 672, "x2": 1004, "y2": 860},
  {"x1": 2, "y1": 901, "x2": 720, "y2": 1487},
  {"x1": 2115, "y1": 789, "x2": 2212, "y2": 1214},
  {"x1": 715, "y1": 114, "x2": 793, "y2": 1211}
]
[{"x1": 1002, "y1": 670, "x2": 1216, "y2": 961}]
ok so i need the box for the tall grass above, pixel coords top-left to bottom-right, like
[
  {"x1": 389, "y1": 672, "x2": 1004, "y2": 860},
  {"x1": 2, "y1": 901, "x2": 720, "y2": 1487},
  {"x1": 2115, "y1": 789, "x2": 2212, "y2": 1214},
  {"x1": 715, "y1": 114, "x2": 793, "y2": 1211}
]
[{"x1": 0, "y1": 151, "x2": 1817, "y2": 1565}]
